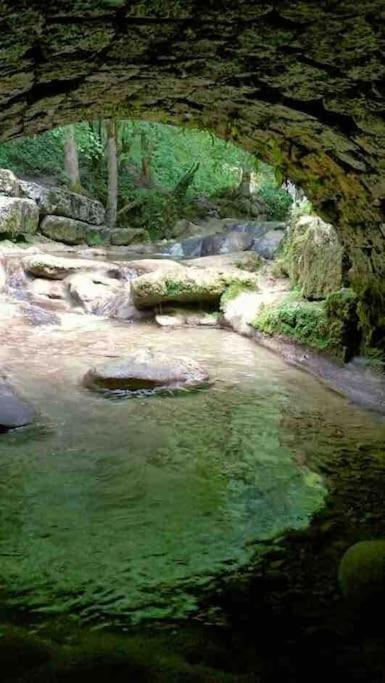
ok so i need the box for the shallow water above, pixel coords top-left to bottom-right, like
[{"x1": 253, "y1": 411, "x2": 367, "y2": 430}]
[{"x1": 0, "y1": 317, "x2": 384, "y2": 627}]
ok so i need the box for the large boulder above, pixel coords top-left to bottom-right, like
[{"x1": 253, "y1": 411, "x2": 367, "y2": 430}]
[
  {"x1": 0, "y1": 383, "x2": 34, "y2": 431},
  {"x1": 0, "y1": 168, "x2": 20, "y2": 197},
  {"x1": 83, "y1": 351, "x2": 209, "y2": 394},
  {"x1": 22, "y1": 253, "x2": 121, "y2": 280},
  {"x1": 0, "y1": 197, "x2": 39, "y2": 236},
  {"x1": 39, "y1": 215, "x2": 108, "y2": 245},
  {"x1": 109, "y1": 228, "x2": 150, "y2": 246},
  {"x1": 20, "y1": 181, "x2": 105, "y2": 225},
  {"x1": 283, "y1": 215, "x2": 343, "y2": 299},
  {"x1": 131, "y1": 265, "x2": 258, "y2": 308}
]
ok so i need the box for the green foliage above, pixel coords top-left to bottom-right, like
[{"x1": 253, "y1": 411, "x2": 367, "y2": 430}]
[
  {"x1": 259, "y1": 185, "x2": 293, "y2": 220},
  {"x1": 253, "y1": 293, "x2": 331, "y2": 351},
  {"x1": 0, "y1": 119, "x2": 292, "y2": 239}
]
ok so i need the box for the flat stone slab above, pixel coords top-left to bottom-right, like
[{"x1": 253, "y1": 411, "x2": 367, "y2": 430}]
[
  {"x1": 22, "y1": 253, "x2": 121, "y2": 280},
  {"x1": 83, "y1": 351, "x2": 210, "y2": 395},
  {"x1": 0, "y1": 383, "x2": 34, "y2": 431}
]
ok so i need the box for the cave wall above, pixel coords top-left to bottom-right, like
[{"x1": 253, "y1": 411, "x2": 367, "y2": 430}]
[{"x1": 1, "y1": 0, "x2": 385, "y2": 345}]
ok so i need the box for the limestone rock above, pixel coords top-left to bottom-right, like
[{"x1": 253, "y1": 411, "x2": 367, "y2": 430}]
[
  {"x1": 131, "y1": 266, "x2": 258, "y2": 308},
  {"x1": 283, "y1": 215, "x2": 343, "y2": 299},
  {"x1": 83, "y1": 351, "x2": 210, "y2": 394},
  {"x1": 20, "y1": 181, "x2": 105, "y2": 225},
  {"x1": 39, "y1": 215, "x2": 108, "y2": 245},
  {"x1": 0, "y1": 168, "x2": 20, "y2": 197},
  {"x1": 0, "y1": 383, "x2": 34, "y2": 431},
  {"x1": 22, "y1": 253, "x2": 121, "y2": 280},
  {"x1": 0, "y1": 197, "x2": 39, "y2": 236},
  {"x1": 109, "y1": 228, "x2": 150, "y2": 246}
]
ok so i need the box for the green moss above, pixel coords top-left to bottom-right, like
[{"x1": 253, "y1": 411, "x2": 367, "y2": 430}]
[
  {"x1": 281, "y1": 215, "x2": 343, "y2": 299},
  {"x1": 252, "y1": 289, "x2": 359, "y2": 360}
]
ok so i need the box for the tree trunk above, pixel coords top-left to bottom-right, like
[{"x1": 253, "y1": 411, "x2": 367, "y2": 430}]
[
  {"x1": 64, "y1": 125, "x2": 81, "y2": 192},
  {"x1": 105, "y1": 119, "x2": 118, "y2": 229}
]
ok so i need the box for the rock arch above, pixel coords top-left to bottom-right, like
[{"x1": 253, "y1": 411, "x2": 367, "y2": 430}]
[{"x1": 1, "y1": 0, "x2": 385, "y2": 344}]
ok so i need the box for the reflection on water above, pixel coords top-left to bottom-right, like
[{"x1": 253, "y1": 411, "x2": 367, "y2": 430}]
[{"x1": 0, "y1": 319, "x2": 383, "y2": 627}]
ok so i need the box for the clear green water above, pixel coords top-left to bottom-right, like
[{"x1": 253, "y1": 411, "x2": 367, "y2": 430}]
[{"x1": 0, "y1": 317, "x2": 382, "y2": 628}]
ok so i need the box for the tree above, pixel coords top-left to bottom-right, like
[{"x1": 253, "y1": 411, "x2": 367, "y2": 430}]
[
  {"x1": 64, "y1": 125, "x2": 81, "y2": 191},
  {"x1": 105, "y1": 119, "x2": 118, "y2": 229}
]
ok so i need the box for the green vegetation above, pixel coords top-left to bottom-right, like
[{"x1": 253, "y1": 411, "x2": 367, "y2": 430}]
[
  {"x1": 280, "y1": 214, "x2": 343, "y2": 300},
  {"x1": 0, "y1": 121, "x2": 292, "y2": 239},
  {"x1": 253, "y1": 289, "x2": 360, "y2": 360}
]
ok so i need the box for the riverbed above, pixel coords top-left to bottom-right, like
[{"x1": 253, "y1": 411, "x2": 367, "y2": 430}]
[{"x1": 1, "y1": 314, "x2": 385, "y2": 636}]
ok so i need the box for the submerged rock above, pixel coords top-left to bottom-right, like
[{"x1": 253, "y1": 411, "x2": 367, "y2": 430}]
[
  {"x1": 131, "y1": 266, "x2": 258, "y2": 308},
  {"x1": 0, "y1": 197, "x2": 39, "y2": 237},
  {"x1": 339, "y1": 540, "x2": 385, "y2": 608},
  {"x1": 39, "y1": 215, "x2": 108, "y2": 245},
  {"x1": 0, "y1": 383, "x2": 34, "y2": 431},
  {"x1": 20, "y1": 181, "x2": 105, "y2": 225},
  {"x1": 83, "y1": 351, "x2": 209, "y2": 394}
]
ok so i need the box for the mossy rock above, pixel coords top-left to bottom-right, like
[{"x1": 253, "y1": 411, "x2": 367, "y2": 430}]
[
  {"x1": 0, "y1": 196, "x2": 39, "y2": 237},
  {"x1": 131, "y1": 266, "x2": 258, "y2": 308},
  {"x1": 39, "y1": 215, "x2": 108, "y2": 245},
  {"x1": 282, "y1": 215, "x2": 343, "y2": 300},
  {"x1": 338, "y1": 540, "x2": 385, "y2": 608},
  {"x1": 252, "y1": 289, "x2": 359, "y2": 360}
]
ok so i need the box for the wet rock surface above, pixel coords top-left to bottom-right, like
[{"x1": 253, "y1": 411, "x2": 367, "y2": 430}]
[{"x1": 0, "y1": 382, "x2": 34, "y2": 431}]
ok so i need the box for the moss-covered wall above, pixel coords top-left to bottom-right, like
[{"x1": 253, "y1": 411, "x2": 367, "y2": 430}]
[{"x1": 1, "y1": 0, "x2": 385, "y2": 345}]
